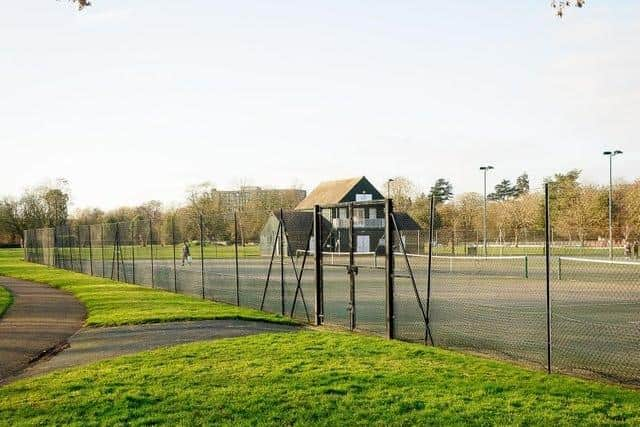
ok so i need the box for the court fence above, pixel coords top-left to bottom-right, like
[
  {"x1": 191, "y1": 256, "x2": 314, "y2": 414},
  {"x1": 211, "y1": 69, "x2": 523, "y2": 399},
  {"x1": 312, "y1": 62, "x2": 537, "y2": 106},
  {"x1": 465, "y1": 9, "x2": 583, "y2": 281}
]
[{"x1": 23, "y1": 185, "x2": 640, "y2": 386}]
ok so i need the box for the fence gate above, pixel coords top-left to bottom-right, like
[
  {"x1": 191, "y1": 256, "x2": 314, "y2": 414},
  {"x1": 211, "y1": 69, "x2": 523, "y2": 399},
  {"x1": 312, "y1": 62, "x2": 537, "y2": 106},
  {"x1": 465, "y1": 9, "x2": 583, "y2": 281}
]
[{"x1": 318, "y1": 201, "x2": 388, "y2": 334}]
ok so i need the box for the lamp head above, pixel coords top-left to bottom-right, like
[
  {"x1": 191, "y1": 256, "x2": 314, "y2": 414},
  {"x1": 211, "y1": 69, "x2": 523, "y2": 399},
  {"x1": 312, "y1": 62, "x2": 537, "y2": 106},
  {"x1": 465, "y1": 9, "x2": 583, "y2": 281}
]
[{"x1": 603, "y1": 150, "x2": 623, "y2": 156}]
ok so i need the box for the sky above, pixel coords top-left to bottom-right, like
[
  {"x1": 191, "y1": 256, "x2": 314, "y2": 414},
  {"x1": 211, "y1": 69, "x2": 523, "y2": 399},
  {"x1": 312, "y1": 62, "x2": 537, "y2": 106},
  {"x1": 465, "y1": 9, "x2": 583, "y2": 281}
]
[{"x1": 1, "y1": 1, "x2": 639, "y2": 211}]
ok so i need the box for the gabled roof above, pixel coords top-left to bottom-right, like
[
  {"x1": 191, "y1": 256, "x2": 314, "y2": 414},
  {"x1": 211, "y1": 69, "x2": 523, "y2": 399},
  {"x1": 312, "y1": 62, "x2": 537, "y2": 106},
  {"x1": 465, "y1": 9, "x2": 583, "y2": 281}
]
[
  {"x1": 394, "y1": 212, "x2": 421, "y2": 231},
  {"x1": 262, "y1": 210, "x2": 332, "y2": 236},
  {"x1": 295, "y1": 176, "x2": 370, "y2": 210},
  {"x1": 270, "y1": 210, "x2": 315, "y2": 233}
]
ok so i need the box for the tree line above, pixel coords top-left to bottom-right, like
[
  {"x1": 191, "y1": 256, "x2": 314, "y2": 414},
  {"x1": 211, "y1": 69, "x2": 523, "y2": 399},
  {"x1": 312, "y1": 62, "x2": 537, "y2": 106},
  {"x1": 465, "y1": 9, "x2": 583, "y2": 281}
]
[
  {"x1": 389, "y1": 170, "x2": 640, "y2": 246},
  {"x1": 0, "y1": 181, "x2": 303, "y2": 246},
  {"x1": 4, "y1": 169, "x2": 639, "y2": 248}
]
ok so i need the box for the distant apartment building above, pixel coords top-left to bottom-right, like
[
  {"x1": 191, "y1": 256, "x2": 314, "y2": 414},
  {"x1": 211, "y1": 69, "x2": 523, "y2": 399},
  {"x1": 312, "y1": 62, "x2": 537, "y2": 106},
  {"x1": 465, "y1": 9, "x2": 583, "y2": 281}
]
[{"x1": 218, "y1": 186, "x2": 307, "y2": 210}]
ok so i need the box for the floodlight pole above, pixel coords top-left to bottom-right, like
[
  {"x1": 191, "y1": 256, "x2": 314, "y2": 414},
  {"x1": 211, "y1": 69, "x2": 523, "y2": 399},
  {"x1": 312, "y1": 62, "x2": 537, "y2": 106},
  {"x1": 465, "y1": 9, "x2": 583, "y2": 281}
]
[
  {"x1": 480, "y1": 165, "x2": 494, "y2": 256},
  {"x1": 387, "y1": 179, "x2": 394, "y2": 199},
  {"x1": 604, "y1": 150, "x2": 622, "y2": 260}
]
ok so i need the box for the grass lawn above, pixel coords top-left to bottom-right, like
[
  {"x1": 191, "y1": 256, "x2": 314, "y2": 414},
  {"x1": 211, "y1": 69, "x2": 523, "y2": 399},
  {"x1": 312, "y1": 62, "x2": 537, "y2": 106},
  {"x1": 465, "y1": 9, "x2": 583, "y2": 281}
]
[
  {"x1": 0, "y1": 285, "x2": 11, "y2": 317},
  {"x1": 54, "y1": 243, "x2": 259, "y2": 261},
  {"x1": 0, "y1": 249, "x2": 291, "y2": 327},
  {"x1": 1, "y1": 330, "x2": 639, "y2": 425}
]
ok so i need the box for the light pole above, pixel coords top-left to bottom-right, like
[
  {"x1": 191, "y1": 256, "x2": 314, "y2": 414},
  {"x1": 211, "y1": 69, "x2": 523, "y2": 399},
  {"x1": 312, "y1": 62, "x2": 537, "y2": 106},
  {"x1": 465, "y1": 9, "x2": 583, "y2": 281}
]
[
  {"x1": 603, "y1": 150, "x2": 623, "y2": 259},
  {"x1": 387, "y1": 179, "x2": 394, "y2": 199},
  {"x1": 480, "y1": 165, "x2": 494, "y2": 256}
]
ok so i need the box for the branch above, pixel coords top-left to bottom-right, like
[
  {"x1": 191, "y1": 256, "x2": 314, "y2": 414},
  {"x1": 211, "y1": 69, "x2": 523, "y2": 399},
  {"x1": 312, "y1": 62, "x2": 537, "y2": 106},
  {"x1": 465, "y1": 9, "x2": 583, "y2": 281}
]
[
  {"x1": 551, "y1": 0, "x2": 585, "y2": 18},
  {"x1": 62, "y1": 0, "x2": 91, "y2": 10}
]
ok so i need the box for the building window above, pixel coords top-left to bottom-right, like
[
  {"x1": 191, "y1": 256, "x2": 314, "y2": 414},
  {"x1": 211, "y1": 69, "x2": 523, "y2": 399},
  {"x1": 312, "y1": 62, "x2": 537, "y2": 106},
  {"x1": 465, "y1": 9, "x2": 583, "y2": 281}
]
[
  {"x1": 354, "y1": 208, "x2": 365, "y2": 220},
  {"x1": 339, "y1": 208, "x2": 347, "y2": 219},
  {"x1": 369, "y1": 208, "x2": 377, "y2": 219}
]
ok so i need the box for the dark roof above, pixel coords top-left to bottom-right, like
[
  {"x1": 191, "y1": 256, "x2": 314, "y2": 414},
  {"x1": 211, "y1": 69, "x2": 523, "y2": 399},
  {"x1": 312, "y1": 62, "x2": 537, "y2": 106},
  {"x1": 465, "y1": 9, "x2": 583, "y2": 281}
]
[
  {"x1": 394, "y1": 212, "x2": 421, "y2": 231},
  {"x1": 296, "y1": 176, "x2": 373, "y2": 210},
  {"x1": 270, "y1": 210, "x2": 332, "y2": 233}
]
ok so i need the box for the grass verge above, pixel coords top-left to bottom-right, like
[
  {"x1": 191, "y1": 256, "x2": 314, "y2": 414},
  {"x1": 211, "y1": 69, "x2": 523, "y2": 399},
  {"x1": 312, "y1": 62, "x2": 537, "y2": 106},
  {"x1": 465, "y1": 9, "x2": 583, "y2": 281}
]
[
  {"x1": 1, "y1": 330, "x2": 639, "y2": 425},
  {"x1": 0, "y1": 285, "x2": 11, "y2": 318},
  {"x1": 0, "y1": 249, "x2": 292, "y2": 327}
]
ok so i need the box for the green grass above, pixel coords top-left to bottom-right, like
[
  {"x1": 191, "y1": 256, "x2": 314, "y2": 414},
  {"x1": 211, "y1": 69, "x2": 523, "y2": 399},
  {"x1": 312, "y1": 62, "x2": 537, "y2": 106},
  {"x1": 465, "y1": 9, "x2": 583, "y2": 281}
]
[
  {"x1": 0, "y1": 285, "x2": 11, "y2": 317},
  {"x1": 1, "y1": 330, "x2": 639, "y2": 425},
  {"x1": 53, "y1": 244, "x2": 259, "y2": 261},
  {"x1": 0, "y1": 249, "x2": 291, "y2": 327}
]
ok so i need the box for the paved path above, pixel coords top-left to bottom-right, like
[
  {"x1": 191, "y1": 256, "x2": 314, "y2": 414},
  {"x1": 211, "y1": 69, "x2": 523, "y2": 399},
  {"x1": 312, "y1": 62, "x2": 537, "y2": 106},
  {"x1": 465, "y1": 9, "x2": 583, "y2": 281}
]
[
  {"x1": 16, "y1": 320, "x2": 299, "y2": 381},
  {"x1": 0, "y1": 277, "x2": 86, "y2": 384}
]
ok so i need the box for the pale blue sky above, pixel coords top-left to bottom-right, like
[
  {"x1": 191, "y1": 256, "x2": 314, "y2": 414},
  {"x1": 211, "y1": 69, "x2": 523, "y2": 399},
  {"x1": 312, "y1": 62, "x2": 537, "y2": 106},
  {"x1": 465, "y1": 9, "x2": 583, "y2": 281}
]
[{"x1": 1, "y1": 1, "x2": 639, "y2": 210}]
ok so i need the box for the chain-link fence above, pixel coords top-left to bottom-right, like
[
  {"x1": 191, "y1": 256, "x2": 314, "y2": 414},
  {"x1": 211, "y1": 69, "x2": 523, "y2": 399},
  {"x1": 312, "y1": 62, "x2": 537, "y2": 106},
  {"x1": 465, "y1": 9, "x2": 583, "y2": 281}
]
[{"x1": 23, "y1": 192, "x2": 640, "y2": 386}]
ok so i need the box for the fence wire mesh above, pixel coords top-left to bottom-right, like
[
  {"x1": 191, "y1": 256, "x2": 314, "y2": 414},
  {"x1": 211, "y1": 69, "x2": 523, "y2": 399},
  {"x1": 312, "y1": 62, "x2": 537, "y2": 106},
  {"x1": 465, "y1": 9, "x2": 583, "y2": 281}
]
[{"x1": 21, "y1": 194, "x2": 640, "y2": 386}]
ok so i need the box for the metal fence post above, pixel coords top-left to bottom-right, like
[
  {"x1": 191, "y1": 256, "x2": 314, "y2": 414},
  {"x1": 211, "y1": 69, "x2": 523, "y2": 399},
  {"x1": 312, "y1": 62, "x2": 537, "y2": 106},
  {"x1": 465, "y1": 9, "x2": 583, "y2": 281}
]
[
  {"x1": 149, "y1": 220, "x2": 155, "y2": 289},
  {"x1": 61, "y1": 226, "x2": 67, "y2": 269},
  {"x1": 101, "y1": 223, "x2": 105, "y2": 278},
  {"x1": 544, "y1": 182, "x2": 552, "y2": 374},
  {"x1": 348, "y1": 202, "x2": 356, "y2": 331},
  {"x1": 68, "y1": 225, "x2": 74, "y2": 271},
  {"x1": 313, "y1": 205, "x2": 323, "y2": 326},
  {"x1": 88, "y1": 225, "x2": 94, "y2": 276},
  {"x1": 23, "y1": 230, "x2": 27, "y2": 262},
  {"x1": 77, "y1": 225, "x2": 83, "y2": 273},
  {"x1": 200, "y1": 214, "x2": 205, "y2": 300},
  {"x1": 115, "y1": 223, "x2": 120, "y2": 281},
  {"x1": 557, "y1": 257, "x2": 562, "y2": 281},
  {"x1": 131, "y1": 222, "x2": 136, "y2": 284},
  {"x1": 234, "y1": 211, "x2": 240, "y2": 306},
  {"x1": 385, "y1": 198, "x2": 395, "y2": 340},
  {"x1": 280, "y1": 208, "x2": 285, "y2": 316},
  {"x1": 53, "y1": 227, "x2": 58, "y2": 267},
  {"x1": 426, "y1": 195, "x2": 435, "y2": 345},
  {"x1": 172, "y1": 216, "x2": 177, "y2": 293}
]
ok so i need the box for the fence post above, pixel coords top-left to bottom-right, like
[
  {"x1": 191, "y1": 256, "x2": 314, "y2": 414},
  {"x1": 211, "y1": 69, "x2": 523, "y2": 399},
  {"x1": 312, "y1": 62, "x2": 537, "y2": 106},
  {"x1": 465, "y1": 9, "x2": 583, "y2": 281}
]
[
  {"x1": 131, "y1": 222, "x2": 136, "y2": 284},
  {"x1": 557, "y1": 257, "x2": 562, "y2": 281},
  {"x1": 88, "y1": 225, "x2": 94, "y2": 276},
  {"x1": 426, "y1": 195, "x2": 435, "y2": 345},
  {"x1": 348, "y1": 203, "x2": 356, "y2": 330},
  {"x1": 61, "y1": 226, "x2": 66, "y2": 268},
  {"x1": 313, "y1": 205, "x2": 323, "y2": 326},
  {"x1": 172, "y1": 216, "x2": 177, "y2": 293},
  {"x1": 200, "y1": 214, "x2": 205, "y2": 300},
  {"x1": 234, "y1": 211, "x2": 240, "y2": 306},
  {"x1": 385, "y1": 198, "x2": 395, "y2": 340},
  {"x1": 115, "y1": 223, "x2": 120, "y2": 281},
  {"x1": 544, "y1": 182, "x2": 552, "y2": 374},
  {"x1": 67, "y1": 225, "x2": 74, "y2": 271},
  {"x1": 77, "y1": 225, "x2": 83, "y2": 273},
  {"x1": 149, "y1": 220, "x2": 155, "y2": 289},
  {"x1": 280, "y1": 208, "x2": 285, "y2": 316},
  {"x1": 52, "y1": 228, "x2": 58, "y2": 267}
]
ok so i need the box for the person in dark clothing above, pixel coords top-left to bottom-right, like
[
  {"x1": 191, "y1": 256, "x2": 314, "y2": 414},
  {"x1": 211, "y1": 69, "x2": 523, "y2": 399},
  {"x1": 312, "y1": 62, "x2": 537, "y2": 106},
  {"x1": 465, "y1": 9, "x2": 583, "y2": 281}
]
[
  {"x1": 624, "y1": 241, "x2": 632, "y2": 260},
  {"x1": 181, "y1": 241, "x2": 191, "y2": 266},
  {"x1": 633, "y1": 241, "x2": 639, "y2": 260}
]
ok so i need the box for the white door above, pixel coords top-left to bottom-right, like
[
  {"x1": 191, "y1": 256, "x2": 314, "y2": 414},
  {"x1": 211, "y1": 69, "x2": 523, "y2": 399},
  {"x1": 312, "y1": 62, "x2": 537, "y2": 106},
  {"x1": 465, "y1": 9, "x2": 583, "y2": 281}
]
[{"x1": 357, "y1": 235, "x2": 370, "y2": 253}]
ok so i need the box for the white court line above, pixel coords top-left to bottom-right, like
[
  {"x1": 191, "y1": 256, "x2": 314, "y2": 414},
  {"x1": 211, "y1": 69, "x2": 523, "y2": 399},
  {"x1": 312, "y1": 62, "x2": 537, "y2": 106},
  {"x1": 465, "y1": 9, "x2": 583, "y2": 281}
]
[{"x1": 559, "y1": 257, "x2": 640, "y2": 267}]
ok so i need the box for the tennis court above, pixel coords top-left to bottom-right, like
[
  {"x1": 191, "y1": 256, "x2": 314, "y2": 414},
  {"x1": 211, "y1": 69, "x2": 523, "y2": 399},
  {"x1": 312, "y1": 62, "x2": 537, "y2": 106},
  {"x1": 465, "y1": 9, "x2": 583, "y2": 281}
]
[{"x1": 24, "y1": 226, "x2": 640, "y2": 385}]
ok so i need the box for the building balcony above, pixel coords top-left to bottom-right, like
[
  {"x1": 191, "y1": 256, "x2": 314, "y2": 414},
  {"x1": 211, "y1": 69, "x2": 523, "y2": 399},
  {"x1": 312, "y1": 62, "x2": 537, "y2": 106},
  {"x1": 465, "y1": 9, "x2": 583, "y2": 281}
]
[{"x1": 332, "y1": 218, "x2": 385, "y2": 229}]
